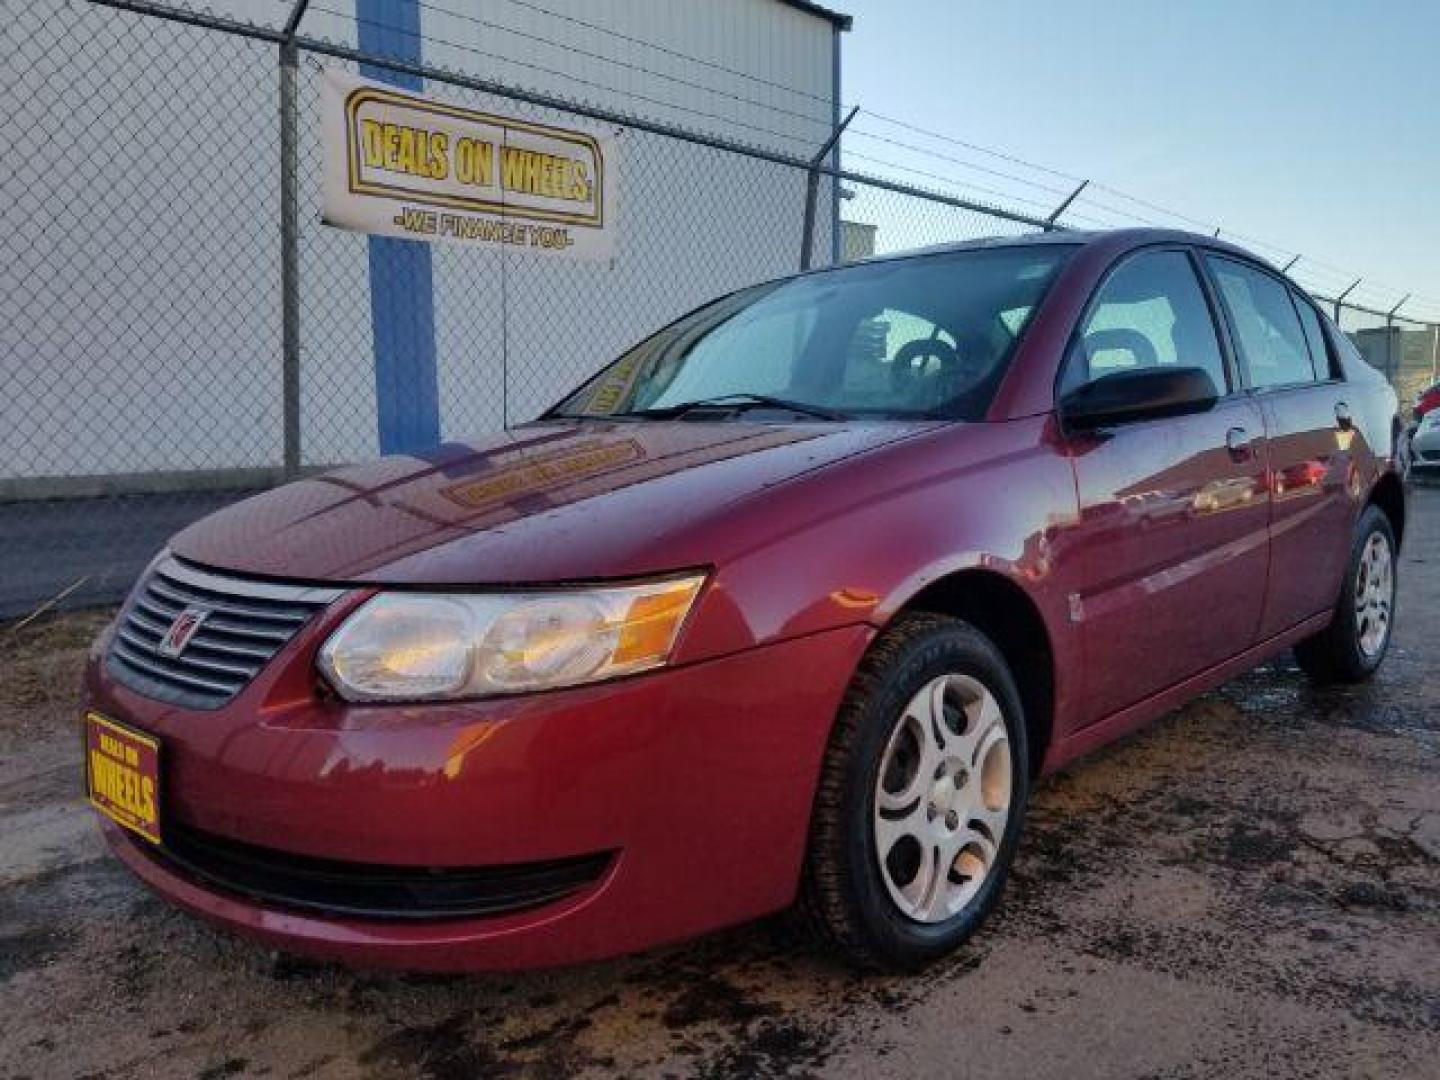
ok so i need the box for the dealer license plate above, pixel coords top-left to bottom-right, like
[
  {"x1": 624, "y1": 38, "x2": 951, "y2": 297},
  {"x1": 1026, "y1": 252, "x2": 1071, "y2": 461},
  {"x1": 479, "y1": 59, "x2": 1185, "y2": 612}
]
[{"x1": 84, "y1": 711, "x2": 162, "y2": 845}]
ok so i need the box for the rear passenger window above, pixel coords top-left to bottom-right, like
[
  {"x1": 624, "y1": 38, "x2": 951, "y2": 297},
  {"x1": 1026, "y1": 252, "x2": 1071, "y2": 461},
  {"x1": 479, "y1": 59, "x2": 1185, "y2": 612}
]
[
  {"x1": 1205, "y1": 257, "x2": 1317, "y2": 387},
  {"x1": 1292, "y1": 296, "x2": 1335, "y2": 380},
  {"x1": 1062, "y1": 250, "x2": 1228, "y2": 395}
]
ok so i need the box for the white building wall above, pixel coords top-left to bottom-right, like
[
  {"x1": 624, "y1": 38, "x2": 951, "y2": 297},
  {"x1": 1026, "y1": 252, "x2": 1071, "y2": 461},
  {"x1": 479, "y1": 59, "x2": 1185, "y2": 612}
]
[
  {"x1": 1, "y1": 2, "x2": 283, "y2": 483},
  {"x1": 1, "y1": 0, "x2": 840, "y2": 483}
]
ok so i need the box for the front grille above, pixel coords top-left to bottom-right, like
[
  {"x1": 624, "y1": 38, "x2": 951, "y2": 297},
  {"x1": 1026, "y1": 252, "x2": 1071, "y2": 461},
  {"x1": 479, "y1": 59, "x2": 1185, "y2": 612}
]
[
  {"x1": 107, "y1": 556, "x2": 343, "y2": 709},
  {"x1": 133, "y1": 821, "x2": 614, "y2": 921}
]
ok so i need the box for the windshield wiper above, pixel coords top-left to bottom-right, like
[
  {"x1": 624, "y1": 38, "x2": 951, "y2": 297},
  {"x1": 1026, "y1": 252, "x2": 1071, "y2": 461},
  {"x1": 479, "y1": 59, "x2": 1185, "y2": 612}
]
[{"x1": 614, "y1": 393, "x2": 847, "y2": 421}]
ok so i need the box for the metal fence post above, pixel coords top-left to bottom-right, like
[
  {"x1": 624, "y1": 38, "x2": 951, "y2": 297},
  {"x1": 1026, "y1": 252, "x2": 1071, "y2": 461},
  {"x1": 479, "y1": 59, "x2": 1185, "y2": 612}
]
[
  {"x1": 278, "y1": 1, "x2": 310, "y2": 479},
  {"x1": 1385, "y1": 313, "x2": 1395, "y2": 387},
  {"x1": 1043, "y1": 181, "x2": 1087, "y2": 231},
  {"x1": 1334, "y1": 278, "x2": 1362, "y2": 325},
  {"x1": 1385, "y1": 296, "x2": 1409, "y2": 389},
  {"x1": 800, "y1": 106, "x2": 857, "y2": 271}
]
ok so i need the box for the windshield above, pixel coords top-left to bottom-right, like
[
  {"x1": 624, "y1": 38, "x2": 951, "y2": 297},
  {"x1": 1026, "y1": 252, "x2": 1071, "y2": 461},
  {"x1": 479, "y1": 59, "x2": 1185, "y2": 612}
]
[{"x1": 551, "y1": 245, "x2": 1074, "y2": 422}]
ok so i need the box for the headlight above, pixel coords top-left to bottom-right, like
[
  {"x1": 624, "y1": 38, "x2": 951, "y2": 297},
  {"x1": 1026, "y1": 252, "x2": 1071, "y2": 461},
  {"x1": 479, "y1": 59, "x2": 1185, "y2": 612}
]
[{"x1": 317, "y1": 575, "x2": 705, "y2": 701}]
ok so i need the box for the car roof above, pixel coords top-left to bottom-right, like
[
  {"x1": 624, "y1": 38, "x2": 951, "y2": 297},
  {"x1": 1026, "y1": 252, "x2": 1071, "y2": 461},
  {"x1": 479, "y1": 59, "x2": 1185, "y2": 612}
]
[{"x1": 861, "y1": 227, "x2": 1278, "y2": 274}]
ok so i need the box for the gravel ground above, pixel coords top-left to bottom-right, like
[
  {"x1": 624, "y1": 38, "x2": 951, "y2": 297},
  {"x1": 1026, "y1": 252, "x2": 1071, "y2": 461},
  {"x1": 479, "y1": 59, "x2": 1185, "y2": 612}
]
[{"x1": 2, "y1": 488, "x2": 1438, "y2": 1080}]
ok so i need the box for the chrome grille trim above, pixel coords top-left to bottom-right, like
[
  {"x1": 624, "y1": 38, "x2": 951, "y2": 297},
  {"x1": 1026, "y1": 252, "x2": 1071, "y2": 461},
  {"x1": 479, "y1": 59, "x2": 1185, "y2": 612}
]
[
  {"x1": 106, "y1": 556, "x2": 344, "y2": 709},
  {"x1": 152, "y1": 557, "x2": 344, "y2": 606},
  {"x1": 111, "y1": 639, "x2": 242, "y2": 696},
  {"x1": 148, "y1": 578, "x2": 317, "y2": 623},
  {"x1": 128, "y1": 607, "x2": 281, "y2": 658}
]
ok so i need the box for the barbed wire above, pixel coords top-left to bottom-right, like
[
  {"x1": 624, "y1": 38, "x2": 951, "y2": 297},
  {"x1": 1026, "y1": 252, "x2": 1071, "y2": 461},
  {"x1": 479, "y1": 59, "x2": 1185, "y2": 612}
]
[
  {"x1": 451, "y1": 0, "x2": 841, "y2": 109},
  {"x1": 838, "y1": 111, "x2": 1438, "y2": 320},
  {"x1": 844, "y1": 127, "x2": 1077, "y2": 201},
  {"x1": 290, "y1": 0, "x2": 1436, "y2": 320},
  {"x1": 67, "y1": 0, "x2": 1440, "y2": 325},
  {"x1": 409, "y1": 0, "x2": 836, "y2": 132},
  {"x1": 841, "y1": 150, "x2": 1065, "y2": 216},
  {"x1": 306, "y1": 5, "x2": 830, "y2": 154}
]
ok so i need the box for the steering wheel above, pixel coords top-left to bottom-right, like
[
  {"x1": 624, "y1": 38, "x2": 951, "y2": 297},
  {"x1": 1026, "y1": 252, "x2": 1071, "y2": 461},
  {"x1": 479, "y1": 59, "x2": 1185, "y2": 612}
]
[
  {"x1": 889, "y1": 337, "x2": 961, "y2": 400},
  {"x1": 1083, "y1": 328, "x2": 1158, "y2": 369}
]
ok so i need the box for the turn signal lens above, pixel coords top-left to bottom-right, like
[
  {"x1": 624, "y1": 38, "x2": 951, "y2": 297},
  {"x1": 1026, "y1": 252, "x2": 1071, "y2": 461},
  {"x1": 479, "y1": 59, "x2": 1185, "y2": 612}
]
[
  {"x1": 318, "y1": 575, "x2": 705, "y2": 702},
  {"x1": 612, "y1": 582, "x2": 702, "y2": 665}
]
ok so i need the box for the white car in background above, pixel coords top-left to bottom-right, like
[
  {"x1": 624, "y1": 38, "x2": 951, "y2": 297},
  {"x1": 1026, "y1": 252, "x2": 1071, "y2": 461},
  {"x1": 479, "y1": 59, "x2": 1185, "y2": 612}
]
[{"x1": 1411, "y1": 408, "x2": 1440, "y2": 474}]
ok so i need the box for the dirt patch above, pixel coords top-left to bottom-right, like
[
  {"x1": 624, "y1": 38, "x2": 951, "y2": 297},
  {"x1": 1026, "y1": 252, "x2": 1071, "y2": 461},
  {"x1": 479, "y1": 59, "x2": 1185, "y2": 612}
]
[{"x1": 1, "y1": 607, "x2": 112, "y2": 746}]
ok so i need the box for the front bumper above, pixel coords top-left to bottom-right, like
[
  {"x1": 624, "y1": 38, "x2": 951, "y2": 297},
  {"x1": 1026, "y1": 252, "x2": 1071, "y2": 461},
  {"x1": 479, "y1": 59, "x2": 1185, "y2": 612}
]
[{"x1": 84, "y1": 624, "x2": 870, "y2": 970}]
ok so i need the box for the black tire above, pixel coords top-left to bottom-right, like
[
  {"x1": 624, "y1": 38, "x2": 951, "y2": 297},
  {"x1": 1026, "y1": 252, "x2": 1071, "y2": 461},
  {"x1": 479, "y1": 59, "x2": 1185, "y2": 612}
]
[
  {"x1": 1294, "y1": 504, "x2": 1397, "y2": 684},
  {"x1": 795, "y1": 613, "x2": 1030, "y2": 971}
]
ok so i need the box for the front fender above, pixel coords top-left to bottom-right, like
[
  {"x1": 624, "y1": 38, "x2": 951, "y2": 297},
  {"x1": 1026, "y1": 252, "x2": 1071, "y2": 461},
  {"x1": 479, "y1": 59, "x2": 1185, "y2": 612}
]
[{"x1": 670, "y1": 419, "x2": 1084, "y2": 731}]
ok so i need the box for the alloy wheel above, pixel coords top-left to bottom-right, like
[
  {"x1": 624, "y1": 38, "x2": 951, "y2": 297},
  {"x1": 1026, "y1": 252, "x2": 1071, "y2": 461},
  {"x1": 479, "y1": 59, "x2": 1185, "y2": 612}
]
[
  {"x1": 873, "y1": 673, "x2": 1012, "y2": 924},
  {"x1": 1355, "y1": 531, "x2": 1394, "y2": 659}
]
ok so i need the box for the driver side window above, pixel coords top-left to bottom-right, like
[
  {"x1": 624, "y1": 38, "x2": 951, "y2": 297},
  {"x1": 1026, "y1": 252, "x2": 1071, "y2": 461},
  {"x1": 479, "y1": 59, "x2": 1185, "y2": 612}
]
[{"x1": 1062, "y1": 250, "x2": 1228, "y2": 396}]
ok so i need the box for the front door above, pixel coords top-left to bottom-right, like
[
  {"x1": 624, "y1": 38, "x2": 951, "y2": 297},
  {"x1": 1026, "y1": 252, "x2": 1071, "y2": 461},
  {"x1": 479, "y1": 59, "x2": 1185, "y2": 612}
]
[{"x1": 1062, "y1": 248, "x2": 1271, "y2": 724}]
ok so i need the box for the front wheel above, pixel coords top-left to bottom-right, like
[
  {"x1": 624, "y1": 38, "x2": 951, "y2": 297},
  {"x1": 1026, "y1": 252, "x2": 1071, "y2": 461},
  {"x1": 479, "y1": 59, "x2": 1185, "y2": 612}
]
[
  {"x1": 1294, "y1": 504, "x2": 1397, "y2": 683},
  {"x1": 796, "y1": 614, "x2": 1029, "y2": 971}
]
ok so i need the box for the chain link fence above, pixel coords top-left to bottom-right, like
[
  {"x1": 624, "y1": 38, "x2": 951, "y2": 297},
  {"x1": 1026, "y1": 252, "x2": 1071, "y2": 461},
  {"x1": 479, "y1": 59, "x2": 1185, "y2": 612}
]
[
  {"x1": 3, "y1": 0, "x2": 1435, "y2": 618},
  {"x1": 1326, "y1": 304, "x2": 1437, "y2": 414}
]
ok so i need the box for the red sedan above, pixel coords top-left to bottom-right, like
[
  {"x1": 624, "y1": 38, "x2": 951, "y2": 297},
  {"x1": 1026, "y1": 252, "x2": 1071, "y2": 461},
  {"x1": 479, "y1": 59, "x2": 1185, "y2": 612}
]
[{"x1": 82, "y1": 229, "x2": 1405, "y2": 971}]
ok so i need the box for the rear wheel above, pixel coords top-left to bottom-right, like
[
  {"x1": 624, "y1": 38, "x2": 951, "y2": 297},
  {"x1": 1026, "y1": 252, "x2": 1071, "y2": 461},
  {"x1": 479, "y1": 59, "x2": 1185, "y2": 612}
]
[
  {"x1": 796, "y1": 613, "x2": 1029, "y2": 971},
  {"x1": 1294, "y1": 505, "x2": 1397, "y2": 683}
]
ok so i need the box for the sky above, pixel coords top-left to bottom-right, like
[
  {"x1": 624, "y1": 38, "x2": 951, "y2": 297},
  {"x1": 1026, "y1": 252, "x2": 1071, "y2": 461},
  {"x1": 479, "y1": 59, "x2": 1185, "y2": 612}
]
[{"x1": 838, "y1": 0, "x2": 1440, "y2": 322}]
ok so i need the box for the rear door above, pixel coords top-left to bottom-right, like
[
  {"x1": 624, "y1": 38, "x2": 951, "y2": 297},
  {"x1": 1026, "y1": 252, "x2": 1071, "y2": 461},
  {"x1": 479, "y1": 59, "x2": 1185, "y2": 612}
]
[
  {"x1": 1201, "y1": 255, "x2": 1357, "y2": 637},
  {"x1": 1062, "y1": 247, "x2": 1271, "y2": 723}
]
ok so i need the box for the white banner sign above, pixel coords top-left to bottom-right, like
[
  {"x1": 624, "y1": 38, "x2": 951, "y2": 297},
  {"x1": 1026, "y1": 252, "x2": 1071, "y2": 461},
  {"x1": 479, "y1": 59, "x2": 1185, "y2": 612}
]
[{"x1": 321, "y1": 69, "x2": 618, "y2": 260}]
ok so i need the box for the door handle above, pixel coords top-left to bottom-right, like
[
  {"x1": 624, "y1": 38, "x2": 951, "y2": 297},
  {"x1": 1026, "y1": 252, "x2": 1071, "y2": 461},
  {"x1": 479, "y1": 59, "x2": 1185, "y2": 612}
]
[
  {"x1": 1225, "y1": 426, "x2": 1251, "y2": 458},
  {"x1": 1335, "y1": 401, "x2": 1353, "y2": 430}
]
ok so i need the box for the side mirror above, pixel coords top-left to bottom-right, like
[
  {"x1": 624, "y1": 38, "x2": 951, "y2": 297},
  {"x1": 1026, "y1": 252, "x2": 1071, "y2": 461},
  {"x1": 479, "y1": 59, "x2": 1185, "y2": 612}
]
[{"x1": 1059, "y1": 366, "x2": 1219, "y2": 430}]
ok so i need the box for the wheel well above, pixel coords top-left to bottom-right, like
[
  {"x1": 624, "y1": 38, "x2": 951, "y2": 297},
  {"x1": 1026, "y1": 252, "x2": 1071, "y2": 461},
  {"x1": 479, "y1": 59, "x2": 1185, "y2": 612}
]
[
  {"x1": 899, "y1": 571, "x2": 1054, "y2": 776},
  {"x1": 1369, "y1": 471, "x2": 1406, "y2": 550}
]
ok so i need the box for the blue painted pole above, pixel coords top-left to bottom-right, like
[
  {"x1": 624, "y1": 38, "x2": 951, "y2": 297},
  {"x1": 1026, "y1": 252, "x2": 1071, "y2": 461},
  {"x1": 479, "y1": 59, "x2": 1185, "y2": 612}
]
[{"x1": 357, "y1": 0, "x2": 440, "y2": 456}]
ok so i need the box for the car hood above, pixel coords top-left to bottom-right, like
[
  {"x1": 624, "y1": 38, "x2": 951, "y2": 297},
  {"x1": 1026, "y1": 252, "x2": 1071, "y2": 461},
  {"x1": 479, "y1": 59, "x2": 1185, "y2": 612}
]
[{"x1": 171, "y1": 419, "x2": 938, "y2": 584}]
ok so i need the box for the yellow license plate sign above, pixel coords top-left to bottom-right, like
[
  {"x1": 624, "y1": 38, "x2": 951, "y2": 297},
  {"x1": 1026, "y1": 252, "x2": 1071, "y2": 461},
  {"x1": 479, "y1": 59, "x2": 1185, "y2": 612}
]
[{"x1": 85, "y1": 711, "x2": 161, "y2": 845}]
